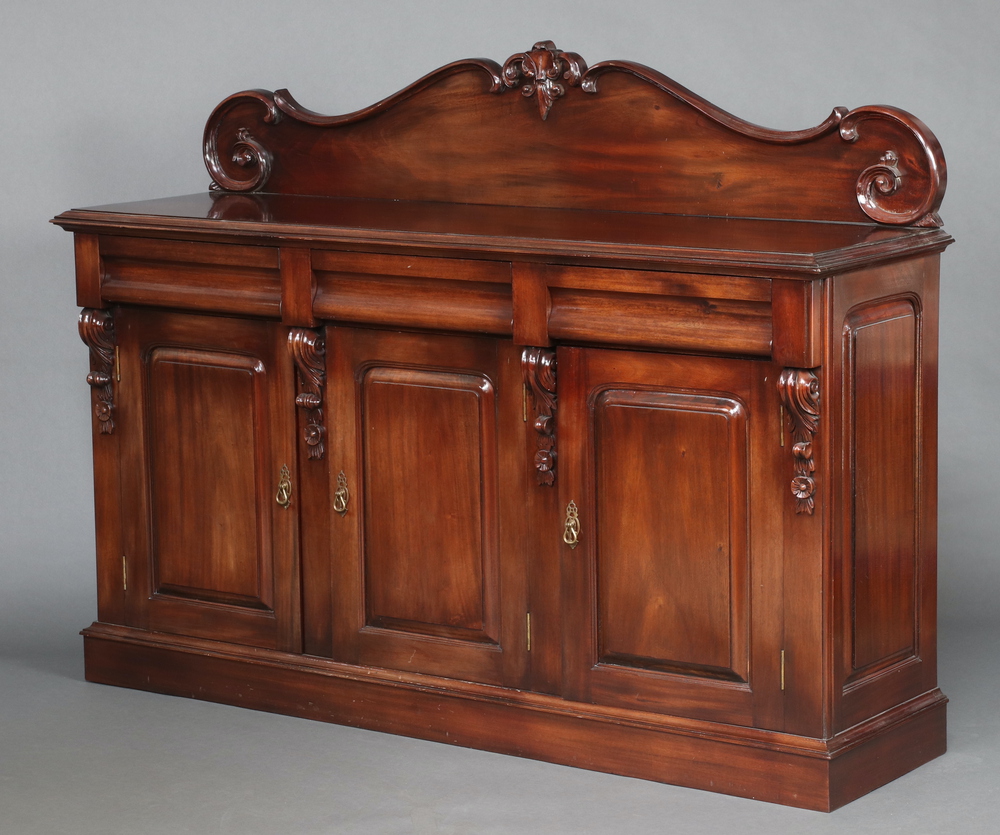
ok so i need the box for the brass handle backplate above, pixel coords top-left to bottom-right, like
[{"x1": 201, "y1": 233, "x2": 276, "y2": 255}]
[
  {"x1": 275, "y1": 464, "x2": 292, "y2": 509},
  {"x1": 563, "y1": 500, "x2": 580, "y2": 549},
  {"x1": 333, "y1": 470, "x2": 350, "y2": 516}
]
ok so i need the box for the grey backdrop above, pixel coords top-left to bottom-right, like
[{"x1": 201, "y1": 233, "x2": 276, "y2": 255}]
[{"x1": 2, "y1": 2, "x2": 998, "y2": 833}]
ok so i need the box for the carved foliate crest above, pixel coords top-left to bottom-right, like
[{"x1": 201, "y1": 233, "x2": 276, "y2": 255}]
[{"x1": 502, "y1": 41, "x2": 588, "y2": 120}]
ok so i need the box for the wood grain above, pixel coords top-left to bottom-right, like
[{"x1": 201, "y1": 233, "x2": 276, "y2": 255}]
[
  {"x1": 829, "y1": 257, "x2": 940, "y2": 732},
  {"x1": 57, "y1": 42, "x2": 954, "y2": 809},
  {"x1": 55, "y1": 195, "x2": 953, "y2": 279},
  {"x1": 202, "y1": 44, "x2": 946, "y2": 226},
  {"x1": 559, "y1": 348, "x2": 762, "y2": 725},
  {"x1": 83, "y1": 624, "x2": 948, "y2": 812},
  {"x1": 327, "y1": 328, "x2": 528, "y2": 688},
  {"x1": 100, "y1": 236, "x2": 281, "y2": 317},
  {"x1": 116, "y1": 310, "x2": 299, "y2": 650}
]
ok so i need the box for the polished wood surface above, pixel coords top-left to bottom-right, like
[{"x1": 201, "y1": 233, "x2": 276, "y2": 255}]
[
  {"x1": 82, "y1": 622, "x2": 948, "y2": 813},
  {"x1": 55, "y1": 42, "x2": 953, "y2": 810},
  {"x1": 828, "y1": 257, "x2": 941, "y2": 732},
  {"x1": 560, "y1": 349, "x2": 754, "y2": 723},
  {"x1": 116, "y1": 310, "x2": 299, "y2": 650},
  {"x1": 326, "y1": 328, "x2": 529, "y2": 687},
  {"x1": 54, "y1": 192, "x2": 952, "y2": 276},
  {"x1": 201, "y1": 41, "x2": 945, "y2": 227}
]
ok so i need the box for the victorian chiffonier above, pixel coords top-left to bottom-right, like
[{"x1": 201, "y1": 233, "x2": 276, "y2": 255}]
[{"x1": 54, "y1": 42, "x2": 952, "y2": 810}]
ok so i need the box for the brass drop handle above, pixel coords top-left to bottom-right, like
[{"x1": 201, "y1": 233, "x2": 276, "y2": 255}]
[
  {"x1": 563, "y1": 500, "x2": 580, "y2": 549},
  {"x1": 275, "y1": 465, "x2": 292, "y2": 509},
  {"x1": 333, "y1": 470, "x2": 350, "y2": 516}
]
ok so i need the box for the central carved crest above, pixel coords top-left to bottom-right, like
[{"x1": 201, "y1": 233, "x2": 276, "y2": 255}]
[{"x1": 501, "y1": 40, "x2": 587, "y2": 120}]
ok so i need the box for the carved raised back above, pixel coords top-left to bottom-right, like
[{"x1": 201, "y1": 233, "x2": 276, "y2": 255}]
[{"x1": 204, "y1": 41, "x2": 946, "y2": 226}]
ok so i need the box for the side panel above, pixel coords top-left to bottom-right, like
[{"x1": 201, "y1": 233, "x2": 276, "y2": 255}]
[
  {"x1": 848, "y1": 301, "x2": 918, "y2": 675},
  {"x1": 831, "y1": 257, "x2": 941, "y2": 731}
]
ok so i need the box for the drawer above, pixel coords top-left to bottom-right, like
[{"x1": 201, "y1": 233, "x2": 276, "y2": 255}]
[
  {"x1": 100, "y1": 237, "x2": 281, "y2": 317},
  {"x1": 313, "y1": 250, "x2": 513, "y2": 335},
  {"x1": 515, "y1": 264, "x2": 773, "y2": 357}
]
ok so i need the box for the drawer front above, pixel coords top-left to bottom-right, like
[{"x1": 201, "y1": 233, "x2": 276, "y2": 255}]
[
  {"x1": 100, "y1": 236, "x2": 281, "y2": 317},
  {"x1": 518, "y1": 264, "x2": 773, "y2": 357},
  {"x1": 313, "y1": 250, "x2": 513, "y2": 335}
]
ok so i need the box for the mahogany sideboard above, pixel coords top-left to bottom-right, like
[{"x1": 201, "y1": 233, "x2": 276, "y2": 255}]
[{"x1": 54, "y1": 42, "x2": 953, "y2": 811}]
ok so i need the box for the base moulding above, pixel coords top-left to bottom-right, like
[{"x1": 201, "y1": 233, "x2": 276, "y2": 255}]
[{"x1": 82, "y1": 623, "x2": 946, "y2": 812}]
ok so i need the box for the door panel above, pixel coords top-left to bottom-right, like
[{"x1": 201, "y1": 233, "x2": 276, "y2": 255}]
[
  {"x1": 118, "y1": 309, "x2": 298, "y2": 650},
  {"x1": 560, "y1": 346, "x2": 779, "y2": 725},
  {"x1": 147, "y1": 348, "x2": 271, "y2": 609},
  {"x1": 328, "y1": 327, "x2": 528, "y2": 688},
  {"x1": 362, "y1": 366, "x2": 499, "y2": 643},
  {"x1": 594, "y1": 388, "x2": 748, "y2": 682}
]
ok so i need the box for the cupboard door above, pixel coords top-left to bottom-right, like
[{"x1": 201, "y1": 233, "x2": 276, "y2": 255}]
[
  {"x1": 559, "y1": 347, "x2": 783, "y2": 726},
  {"x1": 327, "y1": 328, "x2": 529, "y2": 688},
  {"x1": 117, "y1": 309, "x2": 299, "y2": 651}
]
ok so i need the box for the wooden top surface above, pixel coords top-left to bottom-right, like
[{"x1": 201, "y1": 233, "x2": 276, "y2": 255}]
[{"x1": 54, "y1": 191, "x2": 952, "y2": 277}]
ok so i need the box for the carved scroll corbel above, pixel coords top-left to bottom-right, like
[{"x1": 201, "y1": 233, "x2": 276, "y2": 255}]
[
  {"x1": 521, "y1": 347, "x2": 557, "y2": 485},
  {"x1": 778, "y1": 368, "x2": 820, "y2": 514},
  {"x1": 289, "y1": 328, "x2": 326, "y2": 460},
  {"x1": 78, "y1": 309, "x2": 116, "y2": 434}
]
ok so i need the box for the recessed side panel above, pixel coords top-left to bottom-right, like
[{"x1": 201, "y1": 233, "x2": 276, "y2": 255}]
[
  {"x1": 846, "y1": 299, "x2": 919, "y2": 680},
  {"x1": 361, "y1": 366, "x2": 498, "y2": 645},
  {"x1": 147, "y1": 348, "x2": 272, "y2": 611},
  {"x1": 594, "y1": 389, "x2": 748, "y2": 682}
]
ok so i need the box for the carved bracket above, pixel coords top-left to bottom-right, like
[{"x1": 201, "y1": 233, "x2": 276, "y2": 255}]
[
  {"x1": 522, "y1": 347, "x2": 557, "y2": 485},
  {"x1": 778, "y1": 368, "x2": 820, "y2": 515},
  {"x1": 289, "y1": 328, "x2": 326, "y2": 460},
  {"x1": 78, "y1": 309, "x2": 116, "y2": 435},
  {"x1": 502, "y1": 41, "x2": 587, "y2": 120}
]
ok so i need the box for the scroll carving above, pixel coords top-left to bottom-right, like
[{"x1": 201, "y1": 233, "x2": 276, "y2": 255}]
[
  {"x1": 840, "y1": 107, "x2": 946, "y2": 227},
  {"x1": 778, "y1": 369, "x2": 820, "y2": 515},
  {"x1": 78, "y1": 309, "x2": 116, "y2": 435},
  {"x1": 522, "y1": 347, "x2": 557, "y2": 485},
  {"x1": 857, "y1": 150, "x2": 902, "y2": 216},
  {"x1": 204, "y1": 90, "x2": 282, "y2": 192},
  {"x1": 289, "y1": 328, "x2": 326, "y2": 460},
  {"x1": 502, "y1": 41, "x2": 587, "y2": 120}
]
